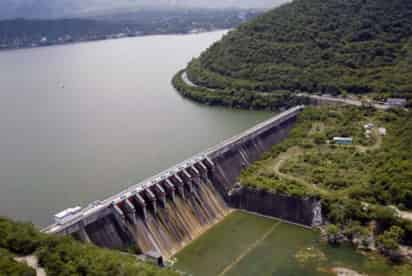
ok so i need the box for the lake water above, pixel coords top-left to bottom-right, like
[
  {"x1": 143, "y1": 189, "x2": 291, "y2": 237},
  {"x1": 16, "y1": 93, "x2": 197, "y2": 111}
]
[{"x1": 0, "y1": 31, "x2": 271, "y2": 226}]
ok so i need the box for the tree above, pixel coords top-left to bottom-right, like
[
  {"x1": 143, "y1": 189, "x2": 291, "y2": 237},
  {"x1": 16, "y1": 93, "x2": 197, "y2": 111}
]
[
  {"x1": 326, "y1": 224, "x2": 341, "y2": 245},
  {"x1": 377, "y1": 226, "x2": 405, "y2": 261}
]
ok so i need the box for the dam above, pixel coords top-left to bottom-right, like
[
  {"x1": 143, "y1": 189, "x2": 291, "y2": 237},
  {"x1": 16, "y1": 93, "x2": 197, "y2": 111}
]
[{"x1": 43, "y1": 105, "x2": 320, "y2": 261}]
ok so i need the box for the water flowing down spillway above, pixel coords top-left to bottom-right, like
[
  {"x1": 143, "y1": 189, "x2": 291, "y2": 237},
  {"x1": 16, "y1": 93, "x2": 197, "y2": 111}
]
[{"x1": 126, "y1": 177, "x2": 229, "y2": 259}]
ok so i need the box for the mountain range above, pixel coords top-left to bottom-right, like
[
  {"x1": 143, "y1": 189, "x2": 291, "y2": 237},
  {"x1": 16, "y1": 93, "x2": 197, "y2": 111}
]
[{"x1": 0, "y1": 0, "x2": 290, "y2": 19}]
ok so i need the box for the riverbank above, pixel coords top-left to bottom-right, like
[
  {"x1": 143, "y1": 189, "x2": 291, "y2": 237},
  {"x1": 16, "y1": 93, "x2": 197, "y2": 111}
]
[
  {"x1": 176, "y1": 69, "x2": 396, "y2": 111},
  {"x1": 172, "y1": 69, "x2": 308, "y2": 110},
  {"x1": 0, "y1": 29, "x2": 224, "y2": 53}
]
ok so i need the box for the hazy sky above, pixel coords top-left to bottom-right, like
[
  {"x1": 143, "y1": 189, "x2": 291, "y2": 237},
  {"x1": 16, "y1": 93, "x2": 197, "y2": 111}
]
[{"x1": 0, "y1": 0, "x2": 291, "y2": 19}]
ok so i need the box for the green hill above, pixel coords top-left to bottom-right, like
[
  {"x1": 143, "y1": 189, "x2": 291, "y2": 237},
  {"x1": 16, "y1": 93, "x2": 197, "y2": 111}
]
[
  {"x1": 0, "y1": 217, "x2": 178, "y2": 276},
  {"x1": 176, "y1": 0, "x2": 412, "y2": 108}
]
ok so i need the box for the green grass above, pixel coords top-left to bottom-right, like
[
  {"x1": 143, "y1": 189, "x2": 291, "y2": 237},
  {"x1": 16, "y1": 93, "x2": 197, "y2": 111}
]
[{"x1": 174, "y1": 211, "x2": 409, "y2": 276}]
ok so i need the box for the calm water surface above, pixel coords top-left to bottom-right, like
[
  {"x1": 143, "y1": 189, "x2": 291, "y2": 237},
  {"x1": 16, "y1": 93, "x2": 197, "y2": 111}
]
[
  {"x1": 174, "y1": 211, "x2": 401, "y2": 276},
  {"x1": 0, "y1": 31, "x2": 271, "y2": 226}
]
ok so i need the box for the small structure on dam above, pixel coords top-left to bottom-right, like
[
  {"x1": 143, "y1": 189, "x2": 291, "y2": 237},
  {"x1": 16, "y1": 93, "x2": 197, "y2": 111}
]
[{"x1": 43, "y1": 105, "x2": 320, "y2": 260}]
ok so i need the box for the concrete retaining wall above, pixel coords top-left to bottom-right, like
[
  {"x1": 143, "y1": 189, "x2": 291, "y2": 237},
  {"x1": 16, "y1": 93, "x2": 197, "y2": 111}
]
[{"x1": 228, "y1": 187, "x2": 317, "y2": 227}]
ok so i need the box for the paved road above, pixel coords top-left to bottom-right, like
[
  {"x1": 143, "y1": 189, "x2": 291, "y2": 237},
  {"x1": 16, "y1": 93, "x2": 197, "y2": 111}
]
[
  {"x1": 297, "y1": 93, "x2": 390, "y2": 110},
  {"x1": 182, "y1": 72, "x2": 201, "y2": 88},
  {"x1": 180, "y1": 71, "x2": 391, "y2": 111}
]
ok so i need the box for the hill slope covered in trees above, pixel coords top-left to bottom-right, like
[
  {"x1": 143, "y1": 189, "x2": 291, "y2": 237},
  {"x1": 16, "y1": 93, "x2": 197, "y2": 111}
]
[
  {"x1": 180, "y1": 0, "x2": 412, "y2": 107},
  {"x1": 0, "y1": 217, "x2": 178, "y2": 276}
]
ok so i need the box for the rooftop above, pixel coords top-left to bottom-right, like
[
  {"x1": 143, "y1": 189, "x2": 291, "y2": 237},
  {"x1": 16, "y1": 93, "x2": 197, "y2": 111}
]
[
  {"x1": 386, "y1": 98, "x2": 407, "y2": 106},
  {"x1": 333, "y1": 137, "x2": 353, "y2": 141},
  {"x1": 54, "y1": 206, "x2": 82, "y2": 219}
]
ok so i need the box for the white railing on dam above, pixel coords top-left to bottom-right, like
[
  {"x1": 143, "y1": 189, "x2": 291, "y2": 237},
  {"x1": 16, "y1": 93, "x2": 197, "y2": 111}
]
[{"x1": 43, "y1": 105, "x2": 304, "y2": 234}]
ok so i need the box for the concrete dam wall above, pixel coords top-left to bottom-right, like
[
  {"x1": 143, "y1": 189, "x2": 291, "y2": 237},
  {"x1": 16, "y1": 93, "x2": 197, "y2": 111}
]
[
  {"x1": 44, "y1": 105, "x2": 320, "y2": 260},
  {"x1": 229, "y1": 187, "x2": 322, "y2": 227}
]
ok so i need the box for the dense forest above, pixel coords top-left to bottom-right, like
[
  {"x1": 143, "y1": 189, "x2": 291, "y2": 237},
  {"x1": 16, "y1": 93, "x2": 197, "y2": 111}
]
[
  {"x1": 240, "y1": 106, "x2": 412, "y2": 260},
  {"x1": 180, "y1": 0, "x2": 412, "y2": 106},
  {"x1": 0, "y1": 217, "x2": 178, "y2": 276},
  {"x1": 172, "y1": 70, "x2": 310, "y2": 110}
]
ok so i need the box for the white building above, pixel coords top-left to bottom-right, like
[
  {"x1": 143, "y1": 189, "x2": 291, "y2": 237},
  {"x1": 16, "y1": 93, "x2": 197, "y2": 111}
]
[
  {"x1": 385, "y1": 98, "x2": 407, "y2": 107},
  {"x1": 333, "y1": 137, "x2": 353, "y2": 145},
  {"x1": 54, "y1": 206, "x2": 82, "y2": 225}
]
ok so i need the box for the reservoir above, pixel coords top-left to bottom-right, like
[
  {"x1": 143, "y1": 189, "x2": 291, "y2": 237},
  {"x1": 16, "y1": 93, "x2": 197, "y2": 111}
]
[{"x1": 0, "y1": 31, "x2": 271, "y2": 226}]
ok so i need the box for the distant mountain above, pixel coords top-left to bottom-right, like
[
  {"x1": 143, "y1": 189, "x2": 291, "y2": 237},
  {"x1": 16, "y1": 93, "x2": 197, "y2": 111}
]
[
  {"x1": 0, "y1": 0, "x2": 290, "y2": 19},
  {"x1": 0, "y1": 9, "x2": 261, "y2": 50},
  {"x1": 182, "y1": 0, "x2": 412, "y2": 105}
]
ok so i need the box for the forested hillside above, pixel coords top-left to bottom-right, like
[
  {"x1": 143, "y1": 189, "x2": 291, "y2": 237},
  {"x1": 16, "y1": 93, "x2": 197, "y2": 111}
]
[
  {"x1": 0, "y1": 217, "x2": 178, "y2": 276},
  {"x1": 182, "y1": 0, "x2": 412, "y2": 106}
]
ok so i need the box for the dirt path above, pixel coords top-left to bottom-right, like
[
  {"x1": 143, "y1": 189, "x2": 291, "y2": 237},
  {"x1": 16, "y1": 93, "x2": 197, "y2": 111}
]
[
  {"x1": 399, "y1": 210, "x2": 412, "y2": 221},
  {"x1": 15, "y1": 255, "x2": 46, "y2": 276},
  {"x1": 217, "y1": 221, "x2": 281, "y2": 276},
  {"x1": 356, "y1": 128, "x2": 382, "y2": 153},
  {"x1": 388, "y1": 206, "x2": 412, "y2": 222},
  {"x1": 273, "y1": 147, "x2": 308, "y2": 186},
  {"x1": 269, "y1": 122, "x2": 383, "y2": 197},
  {"x1": 332, "y1": 267, "x2": 366, "y2": 276},
  {"x1": 309, "y1": 122, "x2": 325, "y2": 135},
  {"x1": 269, "y1": 123, "x2": 327, "y2": 194},
  {"x1": 271, "y1": 146, "x2": 326, "y2": 195}
]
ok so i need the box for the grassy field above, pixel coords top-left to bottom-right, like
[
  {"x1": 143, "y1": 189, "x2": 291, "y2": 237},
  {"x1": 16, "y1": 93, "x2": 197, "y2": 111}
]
[{"x1": 173, "y1": 211, "x2": 410, "y2": 276}]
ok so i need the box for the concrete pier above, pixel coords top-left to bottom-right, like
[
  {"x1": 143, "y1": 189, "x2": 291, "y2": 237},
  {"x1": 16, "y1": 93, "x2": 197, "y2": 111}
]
[
  {"x1": 185, "y1": 180, "x2": 194, "y2": 194},
  {"x1": 143, "y1": 189, "x2": 157, "y2": 214},
  {"x1": 123, "y1": 199, "x2": 137, "y2": 225},
  {"x1": 164, "y1": 180, "x2": 176, "y2": 202},
  {"x1": 133, "y1": 194, "x2": 147, "y2": 220},
  {"x1": 110, "y1": 204, "x2": 134, "y2": 244},
  {"x1": 171, "y1": 176, "x2": 185, "y2": 199},
  {"x1": 78, "y1": 222, "x2": 91, "y2": 243},
  {"x1": 153, "y1": 184, "x2": 166, "y2": 208}
]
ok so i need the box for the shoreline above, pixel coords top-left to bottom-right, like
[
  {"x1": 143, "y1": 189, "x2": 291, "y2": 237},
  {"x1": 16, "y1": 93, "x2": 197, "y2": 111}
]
[{"x1": 0, "y1": 29, "x2": 228, "y2": 53}]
